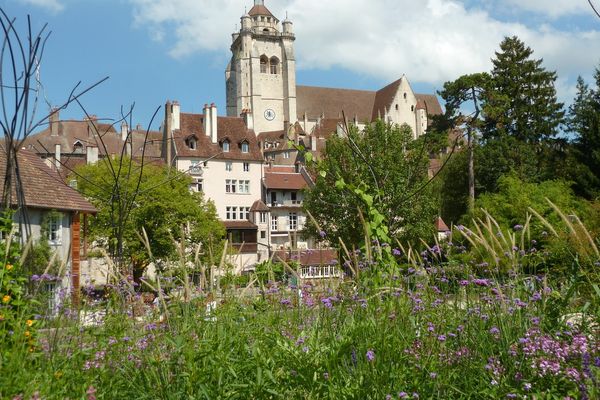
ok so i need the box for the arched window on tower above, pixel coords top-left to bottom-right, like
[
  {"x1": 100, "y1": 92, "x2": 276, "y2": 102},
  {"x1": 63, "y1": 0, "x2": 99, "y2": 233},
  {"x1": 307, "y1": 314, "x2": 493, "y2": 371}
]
[
  {"x1": 260, "y1": 55, "x2": 269, "y2": 73},
  {"x1": 270, "y1": 56, "x2": 279, "y2": 74}
]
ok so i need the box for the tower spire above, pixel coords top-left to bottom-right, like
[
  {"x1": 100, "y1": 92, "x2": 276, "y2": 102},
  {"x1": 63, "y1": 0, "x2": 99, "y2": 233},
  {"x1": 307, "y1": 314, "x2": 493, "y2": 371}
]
[{"x1": 254, "y1": 0, "x2": 264, "y2": 5}]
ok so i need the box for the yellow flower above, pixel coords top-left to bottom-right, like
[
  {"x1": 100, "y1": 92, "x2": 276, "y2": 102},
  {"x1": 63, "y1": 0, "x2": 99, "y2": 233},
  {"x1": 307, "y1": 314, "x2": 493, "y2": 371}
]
[
  {"x1": 54, "y1": 371, "x2": 63, "y2": 379},
  {"x1": 5, "y1": 264, "x2": 13, "y2": 271},
  {"x1": 26, "y1": 319, "x2": 34, "y2": 327},
  {"x1": 0, "y1": 313, "x2": 4, "y2": 321},
  {"x1": 24, "y1": 331, "x2": 31, "y2": 338},
  {"x1": 2, "y1": 295, "x2": 10, "y2": 304}
]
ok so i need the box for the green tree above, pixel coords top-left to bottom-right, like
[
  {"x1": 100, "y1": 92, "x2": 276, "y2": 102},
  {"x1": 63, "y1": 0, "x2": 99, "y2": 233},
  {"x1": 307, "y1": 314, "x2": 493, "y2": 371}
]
[
  {"x1": 483, "y1": 36, "x2": 565, "y2": 182},
  {"x1": 474, "y1": 174, "x2": 596, "y2": 233},
  {"x1": 74, "y1": 158, "x2": 224, "y2": 277},
  {"x1": 437, "y1": 72, "x2": 491, "y2": 213},
  {"x1": 303, "y1": 121, "x2": 437, "y2": 246},
  {"x1": 567, "y1": 71, "x2": 600, "y2": 199}
]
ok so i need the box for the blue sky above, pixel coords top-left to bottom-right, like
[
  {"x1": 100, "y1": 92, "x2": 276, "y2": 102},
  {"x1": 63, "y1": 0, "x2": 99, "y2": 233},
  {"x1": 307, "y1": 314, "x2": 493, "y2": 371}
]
[{"x1": 2, "y1": 0, "x2": 600, "y2": 131}]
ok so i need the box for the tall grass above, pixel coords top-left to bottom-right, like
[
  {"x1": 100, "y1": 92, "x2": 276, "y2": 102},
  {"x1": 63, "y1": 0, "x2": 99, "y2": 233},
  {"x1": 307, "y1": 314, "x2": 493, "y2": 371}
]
[{"x1": 0, "y1": 206, "x2": 599, "y2": 399}]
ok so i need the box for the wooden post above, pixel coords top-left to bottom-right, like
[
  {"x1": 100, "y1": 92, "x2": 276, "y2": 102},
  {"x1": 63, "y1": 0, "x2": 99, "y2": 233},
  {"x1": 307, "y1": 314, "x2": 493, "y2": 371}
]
[{"x1": 71, "y1": 212, "x2": 81, "y2": 306}]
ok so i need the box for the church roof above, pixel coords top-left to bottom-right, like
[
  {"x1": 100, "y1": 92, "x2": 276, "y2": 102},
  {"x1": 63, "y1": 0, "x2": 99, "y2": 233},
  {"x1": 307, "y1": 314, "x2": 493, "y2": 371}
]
[
  {"x1": 415, "y1": 94, "x2": 443, "y2": 116},
  {"x1": 372, "y1": 78, "x2": 403, "y2": 120},
  {"x1": 296, "y1": 83, "x2": 442, "y2": 123},
  {"x1": 296, "y1": 85, "x2": 375, "y2": 122},
  {"x1": 248, "y1": 4, "x2": 275, "y2": 18}
]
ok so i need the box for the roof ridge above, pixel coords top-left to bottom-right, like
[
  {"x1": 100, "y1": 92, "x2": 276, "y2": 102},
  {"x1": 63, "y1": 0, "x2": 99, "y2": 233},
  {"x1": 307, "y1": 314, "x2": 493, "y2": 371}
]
[{"x1": 297, "y1": 84, "x2": 376, "y2": 94}]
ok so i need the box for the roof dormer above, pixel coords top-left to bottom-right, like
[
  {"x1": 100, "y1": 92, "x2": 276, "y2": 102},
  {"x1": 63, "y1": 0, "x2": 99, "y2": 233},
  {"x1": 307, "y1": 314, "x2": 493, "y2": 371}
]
[{"x1": 185, "y1": 134, "x2": 198, "y2": 150}]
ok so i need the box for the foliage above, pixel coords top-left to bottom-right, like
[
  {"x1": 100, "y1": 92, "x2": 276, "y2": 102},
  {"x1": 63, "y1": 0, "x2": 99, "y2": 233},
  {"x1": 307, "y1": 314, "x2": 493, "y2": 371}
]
[
  {"x1": 22, "y1": 210, "x2": 62, "y2": 278},
  {"x1": 567, "y1": 70, "x2": 600, "y2": 199},
  {"x1": 1, "y1": 213, "x2": 599, "y2": 399},
  {"x1": 73, "y1": 158, "x2": 225, "y2": 275},
  {"x1": 484, "y1": 36, "x2": 565, "y2": 144},
  {"x1": 472, "y1": 175, "x2": 597, "y2": 232},
  {"x1": 303, "y1": 121, "x2": 437, "y2": 247},
  {"x1": 437, "y1": 150, "x2": 469, "y2": 224},
  {"x1": 0, "y1": 212, "x2": 35, "y2": 351}
]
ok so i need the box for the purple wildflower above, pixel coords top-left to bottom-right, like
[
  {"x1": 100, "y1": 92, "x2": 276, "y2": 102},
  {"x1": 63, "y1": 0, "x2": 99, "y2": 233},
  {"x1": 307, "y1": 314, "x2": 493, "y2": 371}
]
[
  {"x1": 86, "y1": 386, "x2": 97, "y2": 400},
  {"x1": 366, "y1": 349, "x2": 375, "y2": 362},
  {"x1": 319, "y1": 230, "x2": 326, "y2": 238}
]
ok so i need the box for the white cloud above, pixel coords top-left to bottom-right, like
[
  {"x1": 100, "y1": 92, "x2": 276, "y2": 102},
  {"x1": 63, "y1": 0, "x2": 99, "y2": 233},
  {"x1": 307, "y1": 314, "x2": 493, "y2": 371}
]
[
  {"x1": 129, "y1": 0, "x2": 600, "y2": 102},
  {"x1": 18, "y1": 0, "x2": 64, "y2": 13}
]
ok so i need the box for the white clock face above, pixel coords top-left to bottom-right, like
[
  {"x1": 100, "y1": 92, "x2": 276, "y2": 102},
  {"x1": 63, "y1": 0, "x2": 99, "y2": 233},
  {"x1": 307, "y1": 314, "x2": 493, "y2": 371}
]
[{"x1": 264, "y1": 109, "x2": 276, "y2": 121}]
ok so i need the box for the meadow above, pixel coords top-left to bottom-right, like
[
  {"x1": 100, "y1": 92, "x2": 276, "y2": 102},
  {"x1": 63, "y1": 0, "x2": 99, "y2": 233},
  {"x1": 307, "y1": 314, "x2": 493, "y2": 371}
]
[{"x1": 0, "y1": 210, "x2": 599, "y2": 399}]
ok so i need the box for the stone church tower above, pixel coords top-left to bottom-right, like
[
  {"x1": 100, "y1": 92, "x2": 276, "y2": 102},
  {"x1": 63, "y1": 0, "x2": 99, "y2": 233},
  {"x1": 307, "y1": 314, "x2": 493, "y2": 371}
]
[{"x1": 226, "y1": 1, "x2": 297, "y2": 134}]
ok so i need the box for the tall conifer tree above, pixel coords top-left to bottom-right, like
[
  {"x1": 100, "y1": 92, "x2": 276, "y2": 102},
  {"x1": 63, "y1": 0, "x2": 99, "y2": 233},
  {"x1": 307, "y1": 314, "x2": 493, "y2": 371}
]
[{"x1": 486, "y1": 36, "x2": 565, "y2": 143}]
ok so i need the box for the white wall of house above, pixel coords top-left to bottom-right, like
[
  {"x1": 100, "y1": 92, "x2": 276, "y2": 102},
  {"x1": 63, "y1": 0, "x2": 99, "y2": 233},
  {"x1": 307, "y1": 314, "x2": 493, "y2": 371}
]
[
  {"x1": 177, "y1": 157, "x2": 263, "y2": 221},
  {"x1": 15, "y1": 209, "x2": 72, "y2": 270}
]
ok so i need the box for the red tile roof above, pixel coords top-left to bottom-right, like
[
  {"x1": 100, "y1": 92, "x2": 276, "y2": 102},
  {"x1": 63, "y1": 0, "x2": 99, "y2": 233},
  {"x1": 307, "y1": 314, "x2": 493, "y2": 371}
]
[
  {"x1": 250, "y1": 200, "x2": 269, "y2": 212},
  {"x1": 248, "y1": 4, "x2": 275, "y2": 18},
  {"x1": 0, "y1": 148, "x2": 97, "y2": 214},
  {"x1": 264, "y1": 171, "x2": 309, "y2": 190},
  {"x1": 174, "y1": 113, "x2": 262, "y2": 161},
  {"x1": 273, "y1": 249, "x2": 338, "y2": 266},
  {"x1": 266, "y1": 165, "x2": 296, "y2": 173},
  {"x1": 436, "y1": 217, "x2": 450, "y2": 232},
  {"x1": 223, "y1": 220, "x2": 257, "y2": 230}
]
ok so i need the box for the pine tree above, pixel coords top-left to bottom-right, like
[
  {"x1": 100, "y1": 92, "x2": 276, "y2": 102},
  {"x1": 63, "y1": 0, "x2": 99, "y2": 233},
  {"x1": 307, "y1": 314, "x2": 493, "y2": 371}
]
[
  {"x1": 486, "y1": 36, "x2": 565, "y2": 143},
  {"x1": 568, "y1": 70, "x2": 600, "y2": 199}
]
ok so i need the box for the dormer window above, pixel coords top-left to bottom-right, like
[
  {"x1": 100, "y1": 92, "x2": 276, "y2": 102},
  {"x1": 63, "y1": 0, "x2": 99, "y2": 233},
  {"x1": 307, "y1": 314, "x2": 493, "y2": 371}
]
[
  {"x1": 241, "y1": 141, "x2": 249, "y2": 153},
  {"x1": 73, "y1": 141, "x2": 84, "y2": 154},
  {"x1": 186, "y1": 136, "x2": 197, "y2": 150},
  {"x1": 223, "y1": 140, "x2": 230, "y2": 152}
]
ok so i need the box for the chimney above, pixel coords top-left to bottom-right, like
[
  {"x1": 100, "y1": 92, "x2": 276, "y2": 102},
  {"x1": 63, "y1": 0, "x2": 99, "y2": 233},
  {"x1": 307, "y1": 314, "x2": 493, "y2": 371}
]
[
  {"x1": 210, "y1": 103, "x2": 218, "y2": 144},
  {"x1": 54, "y1": 144, "x2": 61, "y2": 170},
  {"x1": 86, "y1": 146, "x2": 99, "y2": 164},
  {"x1": 241, "y1": 109, "x2": 254, "y2": 131},
  {"x1": 203, "y1": 103, "x2": 211, "y2": 138},
  {"x1": 50, "y1": 108, "x2": 59, "y2": 136},
  {"x1": 120, "y1": 121, "x2": 128, "y2": 141},
  {"x1": 172, "y1": 101, "x2": 180, "y2": 130},
  {"x1": 163, "y1": 100, "x2": 173, "y2": 167},
  {"x1": 86, "y1": 115, "x2": 98, "y2": 137}
]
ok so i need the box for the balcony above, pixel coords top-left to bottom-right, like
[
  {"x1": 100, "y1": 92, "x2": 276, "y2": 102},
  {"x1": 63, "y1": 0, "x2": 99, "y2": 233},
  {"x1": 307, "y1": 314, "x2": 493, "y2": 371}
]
[
  {"x1": 189, "y1": 165, "x2": 203, "y2": 175},
  {"x1": 299, "y1": 265, "x2": 341, "y2": 279},
  {"x1": 270, "y1": 199, "x2": 302, "y2": 208}
]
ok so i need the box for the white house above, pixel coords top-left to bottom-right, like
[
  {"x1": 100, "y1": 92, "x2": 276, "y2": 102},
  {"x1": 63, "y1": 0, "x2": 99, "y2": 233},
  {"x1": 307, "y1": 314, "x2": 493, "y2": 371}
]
[{"x1": 164, "y1": 102, "x2": 265, "y2": 272}]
